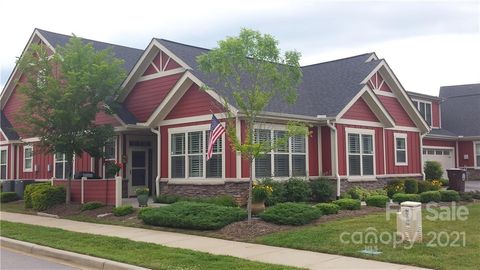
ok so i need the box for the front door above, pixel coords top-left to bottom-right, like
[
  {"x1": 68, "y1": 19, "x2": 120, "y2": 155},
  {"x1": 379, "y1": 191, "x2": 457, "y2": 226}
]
[{"x1": 129, "y1": 149, "x2": 148, "y2": 196}]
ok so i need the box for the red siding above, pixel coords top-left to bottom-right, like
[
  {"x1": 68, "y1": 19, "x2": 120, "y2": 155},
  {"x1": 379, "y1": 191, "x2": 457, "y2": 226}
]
[
  {"x1": 75, "y1": 152, "x2": 92, "y2": 172},
  {"x1": 384, "y1": 130, "x2": 421, "y2": 174},
  {"x1": 458, "y1": 141, "x2": 474, "y2": 167},
  {"x1": 141, "y1": 51, "x2": 181, "y2": 77},
  {"x1": 53, "y1": 179, "x2": 116, "y2": 205},
  {"x1": 0, "y1": 132, "x2": 5, "y2": 141},
  {"x1": 94, "y1": 111, "x2": 122, "y2": 126},
  {"x1": 378, "y1": 95, "x2": 415, "y2": 127},
  {"x1": 142, "y1": 64, "x2": 157, "y2": 76},
  {"x1": 241, "y1": 120, "x2": 250, "y2": 178},
  {"x1": 159, "y1": 119, "x2": 236, "y2": 179},
  {"x1": 308, "y1": 127, "x2": 319, "y2": 177},
  {"x1": 18, "y1": 144, "x2": 54, "y2": 180},
  {"x1": 124, "y1": 72, "x2": 183, "y2": 122},
  {"x1": 432, "y1": 101, "x2": 440, "y2": 128},
  {"x1": 165, "y1": 84, "x2": 223, "y2": 119},
  {"x1": 321, "y1": 126, "x2": 332, "y2": 176},
  {"x1": 3, "y1": 85, "x2": 27, "y2": 137},
  {"x1": 367, "y1": 72, "x2": 392, "y2": 92},
  {"x1": 342, "y1": 97, "x2": 379, "y2": 122}
]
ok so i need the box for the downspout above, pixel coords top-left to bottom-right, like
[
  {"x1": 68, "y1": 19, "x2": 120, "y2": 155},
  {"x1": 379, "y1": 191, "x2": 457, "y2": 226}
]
[
  {"x1": 150, "y1": 127, "x2": 161, "y2": 197},
  {"x1": 326, "y1": 120, "x2": 341, "y2": 198},
  {"x1": 420, "y1": 132, "x2": 428, "y2": 181}
]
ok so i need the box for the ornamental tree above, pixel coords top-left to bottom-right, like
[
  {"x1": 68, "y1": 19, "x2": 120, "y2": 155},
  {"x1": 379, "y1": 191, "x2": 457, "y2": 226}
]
[
  {"x1": 16, "y1": 36, "x2": 125, "y2": 203},
  {"x1": 197, "y1": 29, "x2": 305, "y2": 221}
]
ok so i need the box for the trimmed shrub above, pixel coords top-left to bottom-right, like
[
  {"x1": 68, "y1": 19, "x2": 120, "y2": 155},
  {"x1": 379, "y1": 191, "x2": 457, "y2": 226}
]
[
  {"x1": 369, "y1": 189, "x2": 388, "y2": 197},
  {"x1": 24, "y1": 183, "x2": 50, "y2": 208},
  {"x1": 404, "y1": 179, "x2": 419, "y2": 194},
  {"x1": 113, "y1": 205, "x2": 134, "y2": 216},
  {"x1": 417, "y1": 181, "x2": 432, "y2": 193},
  {"x1": 333, "y1": 198, "x2": 361, "y2": 210},
  {"x1": 283, "y1": 178, "x2": 311, "y2": 202},
  {"x1": 392, "y1": 193, "x2": 421, "y2": 203},
  {"x1": 347, "y1": 187, "x2": 370, "y2": 201},
  {"x1": 459, "y1": 192, "x2": 473, "y2": 202},
  {"x1": 440, "y1": 190, "x2": 460, "y2": 202},
  {"x1": 31, "y1": 185, "x2": 66, "y2": 211},
  {"x1": 440, "y1": 178, "x2": 449, "y2": 186},
  {"x1": 424, "y1": 161, "x2": 443, "y2": 181},
  {"x1": 260, "y1": 178, "x2": 286, "y2": 206},
  {"x1": 259, "y1": 203, "x2": 322, "y2": 225},
  {"x1": 315, "y1": 203, "x2": 340, "y2": 215},
  {"x1": 385, "y1": 179, "x2": 405, "y2": 198},
  {"x1": 154, "y1": 194, "x2": 182, "y2": 204},
  {"x1": 139, "y1": 202, "x2": 247, "y2": 230},
  {"x1": 81, "y1": 201, "x2": 104, "y2": 211},
  {"x1": 365, "y1": 195, "x2": 389, "y2": 208},
  {"x1": 1, "y1": 192, "x2": 18, "y2": 203},
  {"x1": 310, "y1": 178, "x2": 334, "y2": 202},
  {"x1": 420, "y1": 191, "x2": 441, "y2": 203}
]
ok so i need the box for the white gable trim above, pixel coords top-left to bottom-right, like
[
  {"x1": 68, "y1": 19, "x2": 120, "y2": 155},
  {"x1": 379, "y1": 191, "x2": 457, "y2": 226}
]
[
  {"x1": 1, "y1": 29, "x2": 55, "y2": 109},
  {"x1": 118, "y1": 39, "x2": 191, "y2": 102},
  {"x1": 361, "y1": 61, "x2": 430, "y2": 133}
]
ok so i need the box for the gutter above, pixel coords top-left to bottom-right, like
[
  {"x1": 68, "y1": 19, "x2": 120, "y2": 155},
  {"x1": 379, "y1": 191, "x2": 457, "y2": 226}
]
[
  {"x1": 150, "y1": 127, "x2": 161, "y2": 197},
  {"x1": 420, "y1": 132, "x2": 428, "y2": 180},
  {"x1": 325, "y1": 119, "x2": 341, "y2": 198}
]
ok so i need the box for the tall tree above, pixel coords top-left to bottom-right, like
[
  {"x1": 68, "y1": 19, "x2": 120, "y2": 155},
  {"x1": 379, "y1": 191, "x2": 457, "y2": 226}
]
[
  {"x1": 17, "y1": 36, "x2": 125, "y2": 203},
  {"x1": 197, "y1": 29, "x2": 305, "y2": 221}
]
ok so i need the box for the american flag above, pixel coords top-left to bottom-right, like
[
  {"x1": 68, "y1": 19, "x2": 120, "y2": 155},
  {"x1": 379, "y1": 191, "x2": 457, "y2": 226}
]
[{"x1": 207, "y1": 115, "x2": 225, "y2": 160}]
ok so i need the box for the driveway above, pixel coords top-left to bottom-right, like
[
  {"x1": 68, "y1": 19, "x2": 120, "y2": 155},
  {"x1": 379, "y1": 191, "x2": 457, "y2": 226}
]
[{"x1": 465, "y1": 180, "x2": 480, "y2": 192}]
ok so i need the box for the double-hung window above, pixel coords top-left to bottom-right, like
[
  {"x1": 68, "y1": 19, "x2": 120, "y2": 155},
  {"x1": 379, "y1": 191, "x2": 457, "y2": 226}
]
[
  {"x1": 347, "y1": 129, "x2": 375, "y2": 177},
  {"x1": 475, "y1": 142, "x2": 480, "y2": 168},
  {"x1": 413, "y1": 100, "x2": 432, "y2": 126},
  {"x1": 104, "y1": 139, "x2": 117, "y2": 178},
  {"x1": 55, "y1": 153, "x2": 71, "y2": 179},
  {"x1": 394, "y1": 133, "x2": 408, "y2": 166},
  {"x1": 23, "y1": 145, "x2": 33, "y2": 172},
  {"x1": 0, "y1": 146, "x2": 7, "y2": 180},
  {"x1": 170, "y1": 128, "x2": 223, "y2": 179},
  {"x1": 254, "y1": 128, "x2": 307, "y2": 178}
]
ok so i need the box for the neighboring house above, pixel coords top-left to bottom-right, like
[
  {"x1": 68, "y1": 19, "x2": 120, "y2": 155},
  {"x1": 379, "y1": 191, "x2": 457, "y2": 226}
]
[
  {"x1": 2, "y1": 28, "x2": 458, "y2": 203},
  {"x1": 408, "y1": 84, "x2": 480, "y2": 180}
]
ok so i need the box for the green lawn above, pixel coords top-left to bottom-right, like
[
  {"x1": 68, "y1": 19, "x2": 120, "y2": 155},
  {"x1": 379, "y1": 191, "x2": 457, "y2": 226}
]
[
  {"x1": 256, "y1": 203, "x2": 480, "y2": 270},
  {"x1": 0, "y1": 221, "x2": 301, "y2": 270}
]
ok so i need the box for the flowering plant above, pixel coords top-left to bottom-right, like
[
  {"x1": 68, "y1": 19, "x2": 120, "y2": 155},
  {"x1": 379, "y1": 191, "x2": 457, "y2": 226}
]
[
  {"x1": 105, "y1": 161, "x2": 123, "y2": 177},
  {"x1": 429, "y1": 180, "x2": 443, "y2": 191},
  {"x1": 136, "y1": 187, "x2": 149, "y2": 196},
  {"x1": 252, "y1": 181, "x2": 273, "y2": 203}
]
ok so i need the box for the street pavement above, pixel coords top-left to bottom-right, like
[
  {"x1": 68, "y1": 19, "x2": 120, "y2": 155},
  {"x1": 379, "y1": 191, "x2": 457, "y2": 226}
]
[{"x1": 1, "y1": 247, "x2": 80, "y2": 270}]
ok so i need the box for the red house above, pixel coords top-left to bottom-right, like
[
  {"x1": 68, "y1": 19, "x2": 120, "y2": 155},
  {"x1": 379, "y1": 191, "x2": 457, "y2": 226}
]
[{"x1": 1, "y1": 29, "x2": 477, "y2": 203}]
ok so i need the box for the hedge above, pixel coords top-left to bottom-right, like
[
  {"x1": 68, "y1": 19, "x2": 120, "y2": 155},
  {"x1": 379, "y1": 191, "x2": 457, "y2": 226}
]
[
  {"x1": 365, "y1": 195, "x2": 389, "y2": 208},
  {"x1": 420, "y1": 191, "x2": 441, "y2": 203},
  {"x1": 154, "y1": 195, "x2": 237, "y2": 207},
  {"x1": 1, "y1": 192, "x2": 18, "y2": 203},
  {"x1": 333, "y1": 198, "x2": 361, "y2": 210},
  {"x1": 440, "y1": 190, "x2": 460, "y2": 202},
  {"x1": 113, "y1": 205, "x2": 134, "y2": 216},
  {"x1": 30, "y1": 185, "x2": 66, "y2": 211},
  {"x1": 24, "y1": 183, "x2": 51, "y2": 208},
  {"x1": 392, "y1": 193, "x2": 421, "y2": 203},
  {"x1": 404, "y1": 179, "x2": 419, "y2": 194},
  {"x1": 81, "y1": 201, "x2": 104, "y2": 211},
  {"x1": 310, "y1": 178, "x2": 334, "y2": 202},
  {"x1": 314, "y1": 203, "x2": 340, "y2": 215},
  {"x1": 139, "y1": 202, "x2": 246, "y2": 230},
  {"x1": 259, "y1": 203, "x2": 322, "y2": 225}
]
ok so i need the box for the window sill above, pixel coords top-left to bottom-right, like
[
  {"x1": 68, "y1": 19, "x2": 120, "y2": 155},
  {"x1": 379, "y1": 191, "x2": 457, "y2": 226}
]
[
  {"x1": 395, "y1": 163, "x2": 408, "y2": 166},
  {"x1": 23, "y1": 169, "x2": 33, "y2": 173},
  {"x1": 162, "y1": 179, "x2": 226, "y2": 185}
]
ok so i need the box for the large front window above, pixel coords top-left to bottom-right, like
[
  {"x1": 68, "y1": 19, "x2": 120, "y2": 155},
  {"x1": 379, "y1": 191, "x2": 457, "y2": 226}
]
[
  {"x1": 55, "y1": 153, "x2": 72, "y2": 179},
  {"x1": 476, "y1": 142, "x2": 480, "y2": 168},
  {"x1": 0, "y1": 147, "x2": 7, "y2": 180},
  {"x1": 170, "y1": 130, "x2": 223, "y2": 179},
  {"x1": 413, "y1": 100, "x2": 432, "y2": 126},
  {"x1": 104, "y1": 138, "x2": 117, "y2": 178},
  {"x1": 347, "y1": 130, "x2": 374, "y2": 176},
  {"x1": 254, "y1": 128, "x2": 307, "y2": 178}
]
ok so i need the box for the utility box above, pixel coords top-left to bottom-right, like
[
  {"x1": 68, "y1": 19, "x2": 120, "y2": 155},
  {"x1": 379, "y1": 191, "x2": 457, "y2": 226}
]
[
  {"x1": 2, "y1": 180, "x2": 15, "y2": 192},
  {"x1": 397, "y1": 201, "x2": 422, "y2": 243},
  {"x1": 447, "y1": 168, "x2": 466, "y2": 192},
  {"x1": 14, "y1": 180, "x2": 35, "y2": 199}
]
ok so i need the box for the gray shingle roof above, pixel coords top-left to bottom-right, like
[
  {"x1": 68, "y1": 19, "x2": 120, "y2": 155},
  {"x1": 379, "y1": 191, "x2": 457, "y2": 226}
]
[
  {"x1": 36, "y1": 29, "x2": 144, "y2": 73},
  {"x1": 428, "y1": 128, "x2": 458, "y2": 137},
  {"x1": 156, "y1": 38, "x2": 381, "y2": 117},
  {"x1": 0, "y1": 110, "x2": 19, "y2": 140},
  {"x1": 439, "y1": 84, "x2": 480, "y2": 137}
]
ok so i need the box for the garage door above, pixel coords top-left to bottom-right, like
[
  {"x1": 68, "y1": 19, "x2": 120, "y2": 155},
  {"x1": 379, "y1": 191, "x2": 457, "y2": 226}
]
[{"x1": 423, "y1": 148, "x2": 455, "y2": 179}]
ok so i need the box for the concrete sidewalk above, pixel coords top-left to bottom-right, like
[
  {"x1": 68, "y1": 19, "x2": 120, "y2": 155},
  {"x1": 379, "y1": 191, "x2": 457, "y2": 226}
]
[{"x1": 0, "y1": 212, "x2": 430, "y2": 270}]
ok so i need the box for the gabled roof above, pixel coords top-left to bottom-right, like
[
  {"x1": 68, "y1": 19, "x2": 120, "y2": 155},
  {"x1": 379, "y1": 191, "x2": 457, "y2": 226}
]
[
  {"x1": 36, "y1": 29, "x2": 144, "y2": 73},
  {"x1": 439, "y1": 83, "x2": 480, "y2": 137},
  {"x1": 407, "y1": 91, "x2": 443, "y2": 102},
  {"x1": 156, "y1": 38, "x2": 382, "y2": 117},
  {"x1": 0, "y1": 110, "x2": 19, "y2": 140}
]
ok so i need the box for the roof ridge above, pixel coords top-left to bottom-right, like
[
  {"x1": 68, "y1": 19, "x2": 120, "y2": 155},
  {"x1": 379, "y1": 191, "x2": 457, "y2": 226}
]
[
  {"x1": 35, "y1": 28, "x2": 143, "y2": 51},
  {"x1": 300, "y1": 52, "x2": 376, "y2": 68},
  {"x1": 156, "y1": 38, "x2": 211, "y2": 52},
  {"x1": 440, "y1": 83, "x2": 480, "y2": 89}
]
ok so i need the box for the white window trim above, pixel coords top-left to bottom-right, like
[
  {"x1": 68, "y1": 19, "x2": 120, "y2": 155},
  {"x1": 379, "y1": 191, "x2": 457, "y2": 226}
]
[
  {"x1": 345, "y1": 128, "x2": 376, "y2": 180},
  {"x1": 0, "y1": 146, "x2": 8, "y2": 180},
  {"x1": 23, "y1": 145, "x2": 34, "y2": 172},
  {"x1": 394, "y1": 133, "x2": 408, "y2": 166},
  {"x1": 252, "y1": 123, "x2": 309, "y2": 179},
  {"x1": 53, "y1": 154, "x2": 75, "y2": 179},
  {"x1": 412, "y1": 99, "x2": 433, "y2": 127},
  {"x1": 168, "y1": 124, "x2": 226, "y2": 180},
  {"x1": 103, "y1": 137, "x2": 118, "y2": 179},
  {"x1": 474, "y1": 141, "x2": 480, "y2": 169}
]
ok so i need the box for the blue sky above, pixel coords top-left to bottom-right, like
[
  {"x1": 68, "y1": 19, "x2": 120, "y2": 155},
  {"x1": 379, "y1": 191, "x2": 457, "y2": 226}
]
[{"x1": 0, "y1": 0, "x2": 479, "y2": 95}]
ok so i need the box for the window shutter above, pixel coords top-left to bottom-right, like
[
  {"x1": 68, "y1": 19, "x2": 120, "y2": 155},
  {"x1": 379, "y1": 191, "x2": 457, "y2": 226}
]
[
  {"x1": 171, "y1": 134, "x2": 185, "y2": 155},
  {"x1": 291, "y1": 136, "x2": 306, "y2": 153},
  {"x1": 274, "y1": 154, "x2": 289, "y2": 177},
  {"x1": 292, "y1": 155, "x2": 306, "y2": 176},
  {"x1": 171, "y1": 156, "x2": 185, "y2": 178},
  {"x1": 188, "y1": 132, "x2": 202, "y2": 154},
  {"x1": 274, "y1": 131, "x2": 288, "y2": 152},
  {"x1": 188, "y1": 156, "x2": 203, "y2": 177},
  {"x1": 348, "y1": 134, "x2": 360, "y2": 154},
  {"x1": 255, "y1": 155, "x2": 271, "y2": 178}
]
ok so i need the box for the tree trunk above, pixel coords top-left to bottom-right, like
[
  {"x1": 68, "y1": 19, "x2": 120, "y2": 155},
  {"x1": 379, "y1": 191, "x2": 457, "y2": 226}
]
[
  {"x1": 247, "y1": 122, "x2": 254, "y2": 223},
  {"x1": 66, "y1": 156, "x2": 73, "y2": 204}
]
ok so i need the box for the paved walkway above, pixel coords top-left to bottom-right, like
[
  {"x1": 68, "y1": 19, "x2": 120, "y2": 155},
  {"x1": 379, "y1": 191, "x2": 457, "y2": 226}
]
[{"x1": 0, "y1": 212, "x2": 430, "y2": 270}]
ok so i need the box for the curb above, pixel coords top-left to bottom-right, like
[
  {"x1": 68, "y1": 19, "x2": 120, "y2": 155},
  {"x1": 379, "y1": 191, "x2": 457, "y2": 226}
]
[{"x1": 0, "y1": 237, "x2": 150, "y2": 270}]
